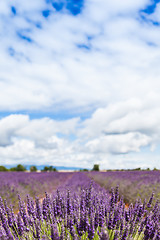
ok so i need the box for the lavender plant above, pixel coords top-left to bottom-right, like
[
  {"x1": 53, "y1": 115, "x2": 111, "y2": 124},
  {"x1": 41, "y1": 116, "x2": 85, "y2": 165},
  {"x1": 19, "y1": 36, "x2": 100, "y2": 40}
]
[
  {"x1": 0, "y1": 172, "x2": 73, "y2": 210},
  {"x1": 0, "y1": 172, "x2": 158, "y2": 239},
  {"x1": 87, "y1": 170, "x2": 160, "y2": 204}
]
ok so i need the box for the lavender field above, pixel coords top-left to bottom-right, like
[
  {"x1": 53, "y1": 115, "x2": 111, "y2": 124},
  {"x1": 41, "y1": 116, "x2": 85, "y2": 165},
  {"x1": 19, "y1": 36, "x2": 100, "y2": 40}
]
[
  {"x1": 87, "y1": 170, "x2": 160, "y2": 204},
  {"x1": 0, "y1": 172, "x2": 73, "y2": 210},
  {"x1": 0, "y1": 171, "x2": 159, "y2": 239}
]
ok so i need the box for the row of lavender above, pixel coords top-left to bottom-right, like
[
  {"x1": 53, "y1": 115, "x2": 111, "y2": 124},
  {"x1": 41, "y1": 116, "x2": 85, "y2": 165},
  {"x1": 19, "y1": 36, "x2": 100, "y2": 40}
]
[
  {"x1": 0, "y1": 172, "x2": 159, "y2": 239},
  {"x1": 87, "y1": 171, "x2": 160, "y2": 204},
  {"x1": 0, "y1": 172, "x2": 73, "y2": 210}
]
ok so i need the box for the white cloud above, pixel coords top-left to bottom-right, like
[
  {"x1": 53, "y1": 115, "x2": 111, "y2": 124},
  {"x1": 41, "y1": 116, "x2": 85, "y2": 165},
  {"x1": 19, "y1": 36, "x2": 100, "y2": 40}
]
[
  {"x1": 0, "y1": 114, "x2": 79, "y2": 147},
  {"x1": 0, "y1": 114, "x2": 29, "y2": 146},
  {"x1": 0, "y1": 0, "x2": 160, "y2": 112},
  {"x1": 77, "y1": 96, "x2": 160, "y2": 160},
  {"x1": 0, "y1": 96, "x2": 159, "y2": 168},
  {"x1": 0, "y1": 0, "x2": 160, "y2": 168},
  {"x1": 85, "y1": 0, "x2": 150, "y2": 21},
  {"x1": 85, "y1": 132, "x2": 151, "y2": 154},
  {"x1": 80, "y1": 97, "x2": 160, "y2": 136}
]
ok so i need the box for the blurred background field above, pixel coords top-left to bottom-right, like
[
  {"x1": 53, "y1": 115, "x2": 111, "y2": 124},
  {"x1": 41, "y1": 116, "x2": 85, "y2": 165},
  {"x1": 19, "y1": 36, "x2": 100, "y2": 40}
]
[
  {"x1": 0, "y1": 171, "x2": 74, "y2": 211},
  {"x1": 87, "y1": 170, "x2": 160, "y2": 204}
]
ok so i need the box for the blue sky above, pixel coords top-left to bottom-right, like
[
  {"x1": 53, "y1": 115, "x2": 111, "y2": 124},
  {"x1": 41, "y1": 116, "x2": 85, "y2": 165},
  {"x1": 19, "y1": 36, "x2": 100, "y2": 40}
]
[{"x1": 0, "y1": 0, "x2": 160, "y2": 169}]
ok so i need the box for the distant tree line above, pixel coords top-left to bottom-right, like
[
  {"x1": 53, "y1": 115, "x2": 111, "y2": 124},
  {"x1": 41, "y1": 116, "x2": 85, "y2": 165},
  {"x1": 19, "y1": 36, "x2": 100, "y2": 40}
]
[
  {"x1": 106, "y1": 167, "x2": 158, "y2": 171},
  {"x1": 0, "y1": 164, "x2": 99, "y2": 172},
  {"x1": 0, "y1": 164, "x2": 157, "y2": 172},
  {"x1": 0, "y1": 164, "x2": 27, "y2": 172},
  {"x1": 80, "y1": 165, "x2": 159, "y2": 172},
  {"x1": 41, "y1": 166, "x2": 57, "y2": 172},
  {"x1": 0, "y1": 164, "x2": 57, "y2": 172}
]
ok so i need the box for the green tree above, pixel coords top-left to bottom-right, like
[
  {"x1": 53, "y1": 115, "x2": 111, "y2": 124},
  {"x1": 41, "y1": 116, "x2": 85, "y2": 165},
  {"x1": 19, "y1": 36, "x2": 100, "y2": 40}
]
[
  {"x1": 133, "y1": 167, "x2": 141, "y2": 171},
  {"x1": 48, "y1": 166, "x2": 57, "y2": 171},
  {"x1": 16, "y1": 164, "x2": 26, "y2": 172},
  {"x1": 0, "y1": 166, "x2": 8, "y2": 171},
  {"x1": 48, "y1": 166, "x2": 53, "y2": 171},
  {"x1": 80, "y1": 169, "x2": 88, "y2": 172},
  {"x1": 92, "y1": 164, "x2": 99, "y2": 171},
  {"x1": 10, "y1": 167, "x2": 17, "y2": 171},
  {"x1": 30, "y1": 165, "x2": 37, "y2": 172},
  {"x1": 153, "y1": 167, "x2": 158, "y2": 171},
  {"x1": 42, "y1": 166, "x2": 57, "y2": 172},
  {"x1": 41, "y1": 166, "x2": 49, "y2": 172}
]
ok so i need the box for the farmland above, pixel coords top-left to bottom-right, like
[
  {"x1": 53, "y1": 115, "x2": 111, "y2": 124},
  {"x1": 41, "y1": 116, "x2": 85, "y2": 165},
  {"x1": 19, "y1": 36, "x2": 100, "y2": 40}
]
[
  {"x1": 0, "y1": 171, "x2": 74, "y2": 210},
  {"x1": 0, "y1": 171, "x2": 159, "y2": 239},
  {"x1": 87, "y1": 170, "x2": 160, "y2": 204}
]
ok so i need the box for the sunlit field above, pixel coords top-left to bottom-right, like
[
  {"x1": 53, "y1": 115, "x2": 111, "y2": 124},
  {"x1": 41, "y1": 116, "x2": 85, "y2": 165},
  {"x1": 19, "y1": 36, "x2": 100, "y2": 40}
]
[
  {"x1": 1, "y1": 0, "x2": 160, "y2": 238},
  {"x1": 0, "y1": 171, "x2": 73, "y2": 211},
  {"x1": 0, "y1": 171, "x2": 159, "y2": 239},
  {"x1": 87, "y1": 170, "x2": 160, "y2": 204}
]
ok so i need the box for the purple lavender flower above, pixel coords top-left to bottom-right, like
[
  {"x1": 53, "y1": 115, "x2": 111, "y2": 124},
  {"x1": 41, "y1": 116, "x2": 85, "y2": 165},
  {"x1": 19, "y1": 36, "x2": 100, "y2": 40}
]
[
  {"x1": 35, "y1": 197, "x2": 42, "y2": 221},
  {"x1": 88, "y1": 218, "x2": 95, "y2": 240},
  {"x1": 121, "y1": 225, "x2": 129, "y2": 240},
  {"x1": 17, "y1": 213, "x2": 24, "y2": 236},
  {"x1": 0, "y1": 172, "x2": 160, "y2": 239},
  {"x1": 147, "y1": 193, "x2": 154, "y2": 208},
  {"x1": 108, "y1": 212, "x2": 113, "y2": 230},
  {"x1": 18, "y1": 195, "x2": 28, "y2": 227},
  {"x1": 115, "y1": 186, "x2": 119, "y2": 204},
  {"x1": 59, "y1": 223, "x2": 65, "y2": 240},
  {"x1": 99, "y1": 227, "x2": 109, "y2": 240},
  {"x1": 110, "y1": 188, "x2": 115, "y2": 211},
  {"x1": 34, "y1": 220, "x2": 41, "y2": 239}
]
